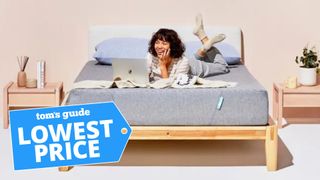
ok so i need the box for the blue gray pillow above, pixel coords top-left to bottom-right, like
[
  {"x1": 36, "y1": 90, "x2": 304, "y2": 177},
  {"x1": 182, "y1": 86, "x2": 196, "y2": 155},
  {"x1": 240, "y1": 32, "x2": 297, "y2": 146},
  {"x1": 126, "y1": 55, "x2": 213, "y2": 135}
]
[
  {"x1": 94, "y1": 37, "x2": 149, "y2": 65},
  {"x1": 94, "y1": 37, "x2": 241, "y2": 65}
]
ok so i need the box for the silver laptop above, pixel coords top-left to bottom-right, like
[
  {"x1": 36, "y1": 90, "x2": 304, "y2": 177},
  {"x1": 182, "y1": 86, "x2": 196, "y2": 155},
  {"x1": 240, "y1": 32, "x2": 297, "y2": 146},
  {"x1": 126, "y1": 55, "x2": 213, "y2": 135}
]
[{"x1": 112, "y1": 58, "x2": 149, "y2": 84}]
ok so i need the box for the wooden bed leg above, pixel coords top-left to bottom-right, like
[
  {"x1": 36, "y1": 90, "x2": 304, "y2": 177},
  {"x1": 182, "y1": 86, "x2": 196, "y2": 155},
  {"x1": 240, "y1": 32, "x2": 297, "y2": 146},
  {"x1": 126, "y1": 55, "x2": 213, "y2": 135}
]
[
  {"x1": 265, "y1": 125, "x2": 278, "y2": 171},
  {"x1": 58, "y1": 166, "x2": 73, "y2": 172}
]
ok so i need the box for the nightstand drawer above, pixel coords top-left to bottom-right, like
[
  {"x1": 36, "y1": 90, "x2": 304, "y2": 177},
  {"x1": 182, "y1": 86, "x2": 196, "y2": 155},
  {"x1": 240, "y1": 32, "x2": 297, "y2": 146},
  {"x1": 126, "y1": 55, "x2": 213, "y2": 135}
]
[
  {"x1": 8, "y1": 93, "x2": 56, "y2": 107},
  {"x1": 283, "y1": 94, "x2": 320, "y2": 107}
]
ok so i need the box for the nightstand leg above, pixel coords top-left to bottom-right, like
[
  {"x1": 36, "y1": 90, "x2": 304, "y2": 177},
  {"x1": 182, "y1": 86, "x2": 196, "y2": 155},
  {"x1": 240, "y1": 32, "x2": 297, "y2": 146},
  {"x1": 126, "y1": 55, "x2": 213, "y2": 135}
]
[
  {"x1": 272, "y1": 85, "x2": 278, "y2": 124},
  {"x1": 59, "y1": 166, "x2": 73, "y2": 172},
  {"x1": 265, "y1": 125, "x2": 278, "y2": 171},
  {"x1": 278, "y1": 88, "x2": 283, "y2": 128},
  {"x1": 3, "y1": 82, "x2": 11, "y2": 129},
  {"x1": 3, "y1": 105, "x2": 8, "y2": 129},
  {"x1": 273, "y1": 84, "x2": 283, "y2": 128}
]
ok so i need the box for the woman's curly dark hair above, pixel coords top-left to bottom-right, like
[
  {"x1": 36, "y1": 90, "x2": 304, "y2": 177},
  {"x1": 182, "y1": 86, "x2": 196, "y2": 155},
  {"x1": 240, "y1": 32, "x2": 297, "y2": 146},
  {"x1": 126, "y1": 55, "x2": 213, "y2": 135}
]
[{"x1": 148, "y1": 28, "x2": 185, "y2": 59}]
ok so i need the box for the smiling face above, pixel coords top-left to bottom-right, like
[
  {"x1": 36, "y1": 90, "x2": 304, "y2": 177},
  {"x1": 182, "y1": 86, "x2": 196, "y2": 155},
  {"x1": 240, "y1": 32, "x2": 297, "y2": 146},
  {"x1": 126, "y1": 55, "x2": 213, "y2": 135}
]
[
  {"x1": 148, "y1": 28, "x2": 185, "y2": 59},
  {"x1": 154, "y1": 39, "x2": 170, "y2": 58}
]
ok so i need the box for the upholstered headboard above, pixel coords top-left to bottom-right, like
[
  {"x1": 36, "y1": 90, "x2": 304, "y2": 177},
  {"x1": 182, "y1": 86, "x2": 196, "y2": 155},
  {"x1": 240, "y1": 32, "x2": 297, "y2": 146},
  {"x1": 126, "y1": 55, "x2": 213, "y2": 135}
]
[{"x1": 88, "y1": 25, "x2": 242, "y2": 62}]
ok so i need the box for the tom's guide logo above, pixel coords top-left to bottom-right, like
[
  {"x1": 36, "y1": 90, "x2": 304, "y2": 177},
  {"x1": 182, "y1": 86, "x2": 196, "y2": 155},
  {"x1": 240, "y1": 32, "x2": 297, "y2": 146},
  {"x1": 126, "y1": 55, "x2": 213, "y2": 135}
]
[{"x1": 9, "y1": 102, "x2": 131, "y2": 170}]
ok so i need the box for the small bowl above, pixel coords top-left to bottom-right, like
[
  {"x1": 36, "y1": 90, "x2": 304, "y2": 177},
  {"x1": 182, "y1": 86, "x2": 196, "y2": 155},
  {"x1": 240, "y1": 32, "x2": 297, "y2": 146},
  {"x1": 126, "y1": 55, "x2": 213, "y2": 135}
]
[{"x1": 26, "y1": 78, "x2": 37, "y2": 88}]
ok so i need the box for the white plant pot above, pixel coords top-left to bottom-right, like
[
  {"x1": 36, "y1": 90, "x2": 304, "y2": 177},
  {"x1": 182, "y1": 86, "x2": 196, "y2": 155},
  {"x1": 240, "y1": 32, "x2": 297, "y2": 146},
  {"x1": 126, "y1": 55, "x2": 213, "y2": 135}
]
[{"x1": 299, "y1": 67, "x2": 317, "y2": 86}]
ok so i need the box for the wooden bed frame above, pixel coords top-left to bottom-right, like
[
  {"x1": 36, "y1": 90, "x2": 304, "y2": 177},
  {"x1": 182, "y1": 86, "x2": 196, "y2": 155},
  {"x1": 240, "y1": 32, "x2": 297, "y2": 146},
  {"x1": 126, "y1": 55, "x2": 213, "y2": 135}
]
[
  {"x1": 58, "y1": 26, "x2": 277, "y2": 171},
  {"x1": 59, "y1": 119, "x2": 278, "y2": 171}
]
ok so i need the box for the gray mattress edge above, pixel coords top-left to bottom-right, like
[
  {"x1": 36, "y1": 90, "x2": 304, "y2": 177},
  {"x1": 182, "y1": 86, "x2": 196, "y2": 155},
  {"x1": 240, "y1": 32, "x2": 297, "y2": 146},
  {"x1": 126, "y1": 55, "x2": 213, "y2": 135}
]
[{"x1": 66, "y1": 61, "x2": 269, "y2": 126}]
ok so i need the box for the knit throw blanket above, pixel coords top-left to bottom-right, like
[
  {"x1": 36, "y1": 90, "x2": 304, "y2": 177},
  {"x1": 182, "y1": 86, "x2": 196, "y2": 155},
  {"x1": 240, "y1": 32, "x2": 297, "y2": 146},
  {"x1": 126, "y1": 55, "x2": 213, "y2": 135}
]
[{"x1": 72, "y1": 75, "x2": 237, "y2": 89}]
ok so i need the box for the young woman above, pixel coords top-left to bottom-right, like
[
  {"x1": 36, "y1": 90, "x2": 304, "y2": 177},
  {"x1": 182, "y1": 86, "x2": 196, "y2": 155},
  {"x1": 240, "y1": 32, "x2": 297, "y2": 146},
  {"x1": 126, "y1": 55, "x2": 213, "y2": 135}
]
[{"x1": 147, "y1": 14, "x2": 229, "y2": 81}]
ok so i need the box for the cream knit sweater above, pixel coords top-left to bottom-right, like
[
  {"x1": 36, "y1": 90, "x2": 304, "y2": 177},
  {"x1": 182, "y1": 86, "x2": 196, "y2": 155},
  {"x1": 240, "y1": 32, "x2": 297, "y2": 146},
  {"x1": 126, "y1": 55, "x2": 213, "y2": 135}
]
[{"x1": 146, "y1": 53, "x2": 190, "y2": 81}]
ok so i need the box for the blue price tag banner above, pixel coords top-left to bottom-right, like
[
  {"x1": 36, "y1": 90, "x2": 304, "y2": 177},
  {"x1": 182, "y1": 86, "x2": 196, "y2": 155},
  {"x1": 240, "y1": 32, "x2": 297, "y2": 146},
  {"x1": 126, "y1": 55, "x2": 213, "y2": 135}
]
[{"x1": 10, "y1": 102, "x2": 132, "y2": 170}]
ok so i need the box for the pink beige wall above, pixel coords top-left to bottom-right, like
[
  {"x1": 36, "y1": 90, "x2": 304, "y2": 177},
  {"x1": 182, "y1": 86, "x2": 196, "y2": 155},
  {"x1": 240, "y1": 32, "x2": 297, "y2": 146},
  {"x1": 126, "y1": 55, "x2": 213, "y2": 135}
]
[{"x1": 1, "y1": 0, "x2": 320, "y2": 126}]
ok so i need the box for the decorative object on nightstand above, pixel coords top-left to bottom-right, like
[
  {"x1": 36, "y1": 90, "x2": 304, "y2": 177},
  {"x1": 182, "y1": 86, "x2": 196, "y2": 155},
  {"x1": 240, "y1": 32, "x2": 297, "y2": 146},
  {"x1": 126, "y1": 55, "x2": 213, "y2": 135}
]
[
  {"x1": 3, "y1": 81, "x2": 64, "y2": 129},
  {"x1": 26, "y1": 78, "x2": 37, "y2": 88},
  {"x1": 16, "y1": 56, "x2": 29, "y2": 87},
  {"x1": 284, "y1": 76, "x2": 297, "y2": 89},
  {"x1": 37, "y1": 60, "x2": 46, "y2": 88},
  {"x1": 295, "y1": 46, "x2": 320, "y2": 86}
]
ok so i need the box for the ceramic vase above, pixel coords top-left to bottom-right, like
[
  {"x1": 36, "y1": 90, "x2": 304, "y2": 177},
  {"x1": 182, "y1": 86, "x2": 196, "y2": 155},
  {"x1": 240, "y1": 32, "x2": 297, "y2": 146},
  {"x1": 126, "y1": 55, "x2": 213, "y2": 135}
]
[{"x1": 17, "y1": 71, "x2": 27, "y2": 87}]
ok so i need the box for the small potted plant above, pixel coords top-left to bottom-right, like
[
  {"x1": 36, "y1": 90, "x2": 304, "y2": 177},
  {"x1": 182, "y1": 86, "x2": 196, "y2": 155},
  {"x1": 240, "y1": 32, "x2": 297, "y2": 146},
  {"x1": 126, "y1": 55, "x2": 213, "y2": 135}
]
[{"x1": 295, "y1": 46, "x2": 320, "y2": 86}]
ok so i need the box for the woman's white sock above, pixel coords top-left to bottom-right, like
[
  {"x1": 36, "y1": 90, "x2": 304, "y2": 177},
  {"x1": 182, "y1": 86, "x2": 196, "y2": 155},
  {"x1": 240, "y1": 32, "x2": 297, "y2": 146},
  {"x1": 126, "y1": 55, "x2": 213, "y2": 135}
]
[
  {"x1": 202, "y1": 34, "x2": 226, "y2": 51},
  {"x1": 193, "y1": 14, "x2": 207, "y2": 40}
]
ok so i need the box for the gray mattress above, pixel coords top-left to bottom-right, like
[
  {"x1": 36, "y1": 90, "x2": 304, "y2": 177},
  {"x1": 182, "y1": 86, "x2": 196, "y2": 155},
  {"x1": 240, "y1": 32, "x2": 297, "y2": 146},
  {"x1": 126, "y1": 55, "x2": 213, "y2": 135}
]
[{"x1": 66, "y1": 61, "x2": 268, "y2": 126}]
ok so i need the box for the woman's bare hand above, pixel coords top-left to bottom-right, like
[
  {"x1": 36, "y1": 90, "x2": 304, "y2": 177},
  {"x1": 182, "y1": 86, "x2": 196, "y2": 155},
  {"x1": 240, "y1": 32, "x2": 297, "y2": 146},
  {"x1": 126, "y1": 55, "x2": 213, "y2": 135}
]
[
  {"x1": 159, "y1": 49, "x2": 171, "y2": 78},
  {"x1": 159, "y1": 49, "x2": 171, "y2": 68}
]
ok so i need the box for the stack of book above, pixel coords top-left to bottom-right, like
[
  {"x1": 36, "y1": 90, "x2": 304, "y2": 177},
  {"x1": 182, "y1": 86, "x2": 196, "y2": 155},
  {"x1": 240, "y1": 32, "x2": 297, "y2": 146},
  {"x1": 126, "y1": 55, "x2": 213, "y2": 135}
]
[{"x1": 37, "y1": 61, "x2": 46, "y2": 88}]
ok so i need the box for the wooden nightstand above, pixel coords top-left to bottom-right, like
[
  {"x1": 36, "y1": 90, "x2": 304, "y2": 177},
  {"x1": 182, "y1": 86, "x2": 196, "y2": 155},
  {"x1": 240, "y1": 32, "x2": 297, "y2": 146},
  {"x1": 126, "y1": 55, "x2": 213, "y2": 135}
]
[
  {"x1": 273, "y1": 83, "x2": 320, "y2": 128},
  {"x1": 3, "y1": 82, "x2": 64, "y2": 129}
]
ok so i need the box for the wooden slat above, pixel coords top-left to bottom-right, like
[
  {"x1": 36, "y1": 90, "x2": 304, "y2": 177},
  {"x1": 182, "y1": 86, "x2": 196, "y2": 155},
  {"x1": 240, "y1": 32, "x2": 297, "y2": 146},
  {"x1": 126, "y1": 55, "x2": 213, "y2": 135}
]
[{"x1": 130, "y1": 126, "x2": 267, "y2": 140}]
